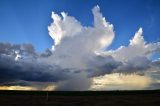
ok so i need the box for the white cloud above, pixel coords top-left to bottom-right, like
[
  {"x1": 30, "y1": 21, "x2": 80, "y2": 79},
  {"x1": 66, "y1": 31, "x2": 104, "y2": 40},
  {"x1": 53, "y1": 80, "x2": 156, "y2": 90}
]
[
  {"x1": 106, "y1": 28, "x2": 160, "y2": 62},
  {"x1": 48, "y1": 11, "x2": 82, "y2": 46},
  {"x1": 46, "y1": 5, "x2": 115, "y2": 69},
  {"x1": 129, "y1": 27, "x2": 145, "y2": 46}
]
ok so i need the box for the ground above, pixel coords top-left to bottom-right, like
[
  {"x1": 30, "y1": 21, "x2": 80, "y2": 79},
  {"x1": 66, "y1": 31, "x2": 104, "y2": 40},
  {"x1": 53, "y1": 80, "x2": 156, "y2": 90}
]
[{"x1": 0, "y1": 90, "x2": 160, "y2": 106}]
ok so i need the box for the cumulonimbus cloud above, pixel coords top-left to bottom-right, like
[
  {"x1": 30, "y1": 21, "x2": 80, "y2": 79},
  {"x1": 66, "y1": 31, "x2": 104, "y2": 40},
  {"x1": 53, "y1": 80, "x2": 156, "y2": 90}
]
[
  {"x1": 0, "y1": 5, "x2": 160, "y2": 90},
  {"x1": 47, "y1": 5, "x2": 115, "y2": 70}
]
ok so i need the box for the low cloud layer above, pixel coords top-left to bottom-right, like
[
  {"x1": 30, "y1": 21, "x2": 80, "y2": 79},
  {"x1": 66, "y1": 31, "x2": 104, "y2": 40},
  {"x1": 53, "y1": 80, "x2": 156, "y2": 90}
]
[{"x1": 0, "y1": 6, "x2": 160, "y2": 90}]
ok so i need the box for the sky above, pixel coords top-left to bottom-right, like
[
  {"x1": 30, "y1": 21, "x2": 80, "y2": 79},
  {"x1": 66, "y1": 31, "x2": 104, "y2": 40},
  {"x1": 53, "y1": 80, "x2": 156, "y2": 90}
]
[
  {"x1": 0, "y1": 0, "x2": 160, "y2": 91},
  {"x1": 0, "y1": 0, "x2": 160, "y2": 52}
]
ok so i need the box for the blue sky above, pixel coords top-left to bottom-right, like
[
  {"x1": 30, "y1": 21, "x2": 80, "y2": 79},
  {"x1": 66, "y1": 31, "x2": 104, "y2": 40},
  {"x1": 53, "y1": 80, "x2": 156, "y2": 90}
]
[{"x1": 0, "y1": 0, "x2": 160, "y2": 52}]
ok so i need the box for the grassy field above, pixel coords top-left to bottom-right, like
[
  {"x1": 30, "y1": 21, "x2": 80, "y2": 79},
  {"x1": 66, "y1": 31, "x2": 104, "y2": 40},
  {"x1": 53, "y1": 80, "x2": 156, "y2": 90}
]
[{"x1": 0, "y1": 90, "x2": 160, "y2": 106}]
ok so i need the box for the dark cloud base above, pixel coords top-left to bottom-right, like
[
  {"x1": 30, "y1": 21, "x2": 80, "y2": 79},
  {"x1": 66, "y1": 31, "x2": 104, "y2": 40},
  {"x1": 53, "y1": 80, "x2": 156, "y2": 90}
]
[{"x1": 0, "y1": 42, "x2": 160, "y2": 90}]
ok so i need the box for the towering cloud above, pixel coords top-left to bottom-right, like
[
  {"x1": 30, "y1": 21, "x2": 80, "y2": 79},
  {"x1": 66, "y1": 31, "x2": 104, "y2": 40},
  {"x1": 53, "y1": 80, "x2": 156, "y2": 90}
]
[
  {"x1": 106, "y1": 28, "x2": 160, "y2": 62},
  {"x1": 47, "y1": 5, "x2": 115, "y2": 70}
]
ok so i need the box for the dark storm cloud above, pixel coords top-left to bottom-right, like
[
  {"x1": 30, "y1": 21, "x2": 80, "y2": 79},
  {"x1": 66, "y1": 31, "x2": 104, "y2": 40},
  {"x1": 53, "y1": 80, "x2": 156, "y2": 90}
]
[
  {"x1": 0, "y1": 42, "x2": 37, "y2": 58},
  {"x1": 0, "y1": 43, "x2": 74, "y2": 87},
  {"x1": 86, "y1": 56, "x2": 156, "y2": 77},
  {"x1": 0, "y1": 42, "x2": 160, "y2": 91},
  {"x1": 86, "y1": 55, "x2": 122, "y2": 77},
  {"x1": 0, "y1": 80, "x2": 31, "y2": 86},
  {"x1": 40, "y1": 49, "x2": 52, "y2": 57},
  {"x1": 0, "y1": 53, "x2": 71, "y2": 84},
  {"x1": 0, "y1": 43, "x2": 158, "y2": 84},
  {"x1": 115, "y1": 56, "x2": 152, "y2": 74}
]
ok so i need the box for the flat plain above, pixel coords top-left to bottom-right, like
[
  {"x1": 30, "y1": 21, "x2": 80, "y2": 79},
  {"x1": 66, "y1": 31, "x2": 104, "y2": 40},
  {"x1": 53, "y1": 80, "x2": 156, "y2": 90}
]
[{"x1": 0, "y1": 90, "x2": 160, "y2": 106}]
